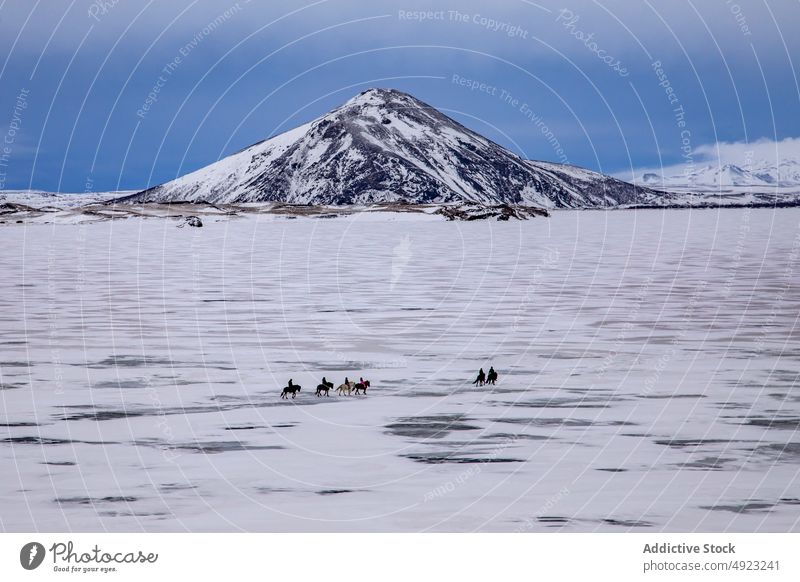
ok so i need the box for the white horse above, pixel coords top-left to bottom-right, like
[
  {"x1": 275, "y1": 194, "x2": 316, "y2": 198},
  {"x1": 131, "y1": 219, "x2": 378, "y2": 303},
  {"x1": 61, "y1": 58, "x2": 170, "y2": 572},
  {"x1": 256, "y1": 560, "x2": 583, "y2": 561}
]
[{"x1": 336, "y1": 381, "x2": 354, "y2": 396}]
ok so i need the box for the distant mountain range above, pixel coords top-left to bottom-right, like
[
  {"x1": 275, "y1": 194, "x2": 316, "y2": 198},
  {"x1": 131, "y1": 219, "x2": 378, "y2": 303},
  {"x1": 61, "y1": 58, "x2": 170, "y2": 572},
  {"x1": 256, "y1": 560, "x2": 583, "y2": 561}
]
[
  {"x1": 116, "y1": 88, "x2": 677, "y2": 209},
  {"x1": 641, "y1": 159, "x2": 800, "y2": 189},
  {"x1": 0, "y1": 190, "x2": 126, "y2": 208}
]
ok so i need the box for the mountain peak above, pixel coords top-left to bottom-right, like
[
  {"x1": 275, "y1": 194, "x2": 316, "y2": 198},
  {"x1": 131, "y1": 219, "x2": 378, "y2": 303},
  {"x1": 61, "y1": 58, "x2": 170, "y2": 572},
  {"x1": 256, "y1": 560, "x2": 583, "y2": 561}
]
[
  {"x1": 345, "y1": 87, "x2": 415, "y2": 104},
  {"x1": 720, "y1": 164, "x2": 745, "y2": 173},
  {"x1": 338, "y1": 88, "x2": 436, "y2": 122}
]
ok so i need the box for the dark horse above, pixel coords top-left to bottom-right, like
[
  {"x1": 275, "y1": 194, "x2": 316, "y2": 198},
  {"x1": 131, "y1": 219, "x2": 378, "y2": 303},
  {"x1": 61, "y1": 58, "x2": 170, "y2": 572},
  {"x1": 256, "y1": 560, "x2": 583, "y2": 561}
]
[
  {"x1": 473, "y1": 368, "x2": 486, "y2": 386},
  {"x1": 316, "y1": 378, "x2": 334, "y2": 397},
  {"x1": 354, "y1": 378, "x2": 370, "y2": 395},
  {"x1": 281, "y1": 379, "x2": 301, "y2": 399},
  {"x1": 486, "y1": 367, "x2": 498, "y2": 385}
]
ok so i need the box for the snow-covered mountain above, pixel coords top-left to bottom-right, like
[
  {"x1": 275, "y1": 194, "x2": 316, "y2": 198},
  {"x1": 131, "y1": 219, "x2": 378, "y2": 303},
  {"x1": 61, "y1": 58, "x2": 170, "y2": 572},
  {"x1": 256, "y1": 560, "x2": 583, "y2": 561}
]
[
  {"x1": 117, "y1": 88, "x2": 671, "y2": 209},
  {"x1": 641, "y1": 159, "x2": 800, "y2": 189},
  {"x1": 1, "y1": 189, "x2": 127, "y2": 208},
  {"x1": 748, "y1": 158, "x2": 800, "y2": 186}
]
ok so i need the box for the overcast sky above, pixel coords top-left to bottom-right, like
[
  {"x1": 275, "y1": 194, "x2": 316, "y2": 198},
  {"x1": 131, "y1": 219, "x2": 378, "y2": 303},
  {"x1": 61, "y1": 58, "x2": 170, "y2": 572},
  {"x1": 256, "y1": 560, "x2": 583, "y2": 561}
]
[{"x1": 0, "y1": 0, "x2": 798, "y2": 192}]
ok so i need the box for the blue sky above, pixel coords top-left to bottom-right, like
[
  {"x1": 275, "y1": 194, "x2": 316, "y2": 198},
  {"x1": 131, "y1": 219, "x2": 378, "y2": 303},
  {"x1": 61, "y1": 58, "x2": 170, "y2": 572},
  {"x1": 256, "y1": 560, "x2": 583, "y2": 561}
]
[{"x1": 0, "y1": 0, "x2": 798, "y2": 192}]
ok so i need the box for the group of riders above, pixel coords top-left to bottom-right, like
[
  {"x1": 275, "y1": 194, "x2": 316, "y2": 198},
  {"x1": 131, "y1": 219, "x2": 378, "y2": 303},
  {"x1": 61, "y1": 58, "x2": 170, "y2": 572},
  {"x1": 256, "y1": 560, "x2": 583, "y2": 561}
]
[
  {"x1": 281, "y1": 367, "x2": 500, "y2": 399},
  {"x1": 280, "y1": 376, "x2": 370, "y2": 399},
  {"x1": 472, "y1": 366, "x2": 498, "y2": 386}
]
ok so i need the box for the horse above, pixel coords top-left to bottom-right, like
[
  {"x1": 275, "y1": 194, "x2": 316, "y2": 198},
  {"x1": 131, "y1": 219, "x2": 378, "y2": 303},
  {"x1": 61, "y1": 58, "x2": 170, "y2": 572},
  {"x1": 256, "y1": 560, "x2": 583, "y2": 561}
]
[
  {"x1": 336, "y1": 381, "x2": 354, "y2": 396},
  {"x1": 315, "y1": 381, "x2": 333, "y2": 397},
  {"x1": 353, "y1": 379, "x2": 370, "y2": 395},
  {"x1": 281, "y1": 384, "x2": 301, "y2": 399}
]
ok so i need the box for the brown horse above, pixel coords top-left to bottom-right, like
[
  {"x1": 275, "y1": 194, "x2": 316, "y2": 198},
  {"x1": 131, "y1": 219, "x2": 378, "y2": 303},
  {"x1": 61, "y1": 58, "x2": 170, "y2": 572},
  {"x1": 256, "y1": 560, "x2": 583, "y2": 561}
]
[{"x1": 353, "y1": 379, "x2": 370, "y2": 395}]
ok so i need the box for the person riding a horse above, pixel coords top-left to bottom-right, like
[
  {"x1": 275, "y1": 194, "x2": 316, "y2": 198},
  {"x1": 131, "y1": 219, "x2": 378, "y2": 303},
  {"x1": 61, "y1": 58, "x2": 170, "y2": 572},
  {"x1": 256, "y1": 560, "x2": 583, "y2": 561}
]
[
  {"x1": 281, "y1": 379, "x2": 302, "y2": 399},
  {"x1": 354, "y1": 377, "x2": 370, "y2": 395},
  {"x1": 316, "y1": 377, "x2": 333, "y2": 397}
]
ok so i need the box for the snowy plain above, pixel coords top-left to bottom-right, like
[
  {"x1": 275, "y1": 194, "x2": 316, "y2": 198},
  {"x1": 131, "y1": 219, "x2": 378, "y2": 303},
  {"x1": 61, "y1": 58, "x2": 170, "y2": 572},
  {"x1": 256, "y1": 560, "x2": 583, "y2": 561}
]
[{"x1": 1, "y1": 208, "x2": 799, "y2": 532}]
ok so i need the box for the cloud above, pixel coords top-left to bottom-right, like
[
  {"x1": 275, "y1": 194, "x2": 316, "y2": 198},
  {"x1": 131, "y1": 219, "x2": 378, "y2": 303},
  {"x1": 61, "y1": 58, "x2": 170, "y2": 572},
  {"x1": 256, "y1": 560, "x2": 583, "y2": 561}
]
[
  {"x1": 616, "y1": 137, "x2": 800, "y2": 182},
  {"x1": 694, "y1": 137, "x2": 800, "y2": 166}
]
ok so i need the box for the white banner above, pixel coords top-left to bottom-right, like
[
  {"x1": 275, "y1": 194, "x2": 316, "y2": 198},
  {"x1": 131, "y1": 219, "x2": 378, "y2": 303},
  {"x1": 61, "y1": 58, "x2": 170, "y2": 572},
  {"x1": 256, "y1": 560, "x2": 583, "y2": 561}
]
[{"x1": 1, "y1": 533, "x2": 797, "y2": 581}]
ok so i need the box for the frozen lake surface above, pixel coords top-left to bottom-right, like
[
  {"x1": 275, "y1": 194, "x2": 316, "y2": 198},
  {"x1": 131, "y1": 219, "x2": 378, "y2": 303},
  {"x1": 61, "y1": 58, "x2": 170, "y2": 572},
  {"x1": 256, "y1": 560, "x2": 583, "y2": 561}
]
[{"x1": 1, "y1": 208, "x2": 799, "y2": 532}]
